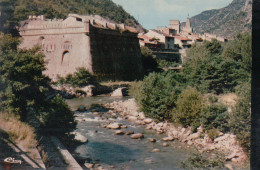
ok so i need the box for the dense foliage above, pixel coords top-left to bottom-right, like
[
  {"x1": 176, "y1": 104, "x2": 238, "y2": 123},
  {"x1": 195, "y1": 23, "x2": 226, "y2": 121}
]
[
  {"x1": 57, "y1": 67, "x2": 98, "y2": 87},
  {"x1": 136, "y1": 71, "x2": 187, "y2": 121},
  {"x1": 0, "y1": 0, "x2": 142, "y2": 34},
  {"x1": 172, "y1": 87, "x2": 204, "y2": 130},
  {"x1": 181, "y1": 153, "x2": 225, "y2": 169},
  {"x1": 184, "y1": 34, "x2": 251, "y2": 94},
  {"x1": 200, "y1": 104, "x2": 229, "y2": 132},
  {"x1": 0, "y1": 34, "x2": 76, "y2": 135},
  {"x1": 132, "y1": 32, "x2": 251, "y2": 153},
  {"x1": 229, "y1": 82, "x2": 251, "y2": 154},
  {"x1": 140, "y1": 47, "x2": 159, "y2": 75}
]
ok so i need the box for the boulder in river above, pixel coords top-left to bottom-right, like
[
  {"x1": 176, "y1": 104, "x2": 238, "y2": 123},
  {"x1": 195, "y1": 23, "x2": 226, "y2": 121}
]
[
  {"x1": 111, "y1": 88, "x2": 127, "y2": 97},
  {"x1": 115, "y1": 130, "x2": 125, "y2": 135},
  {"x1": 144, "y1": 118, "x2": 153, "y2": 124},
  {"x1": 81, "y1": 85, "x2": 95, "y2": 97},
  {"x1": 84, "y1": 163, "x2": 94, "y2": 168},
  {"x1": 77, "y1": 105, "x2": 86, "y2": 112},
  {"x1": 130, "y1": 133, "x2": 144, "y2": 139},
  {"x1": 71, "y1": 132, "x2": 88, "y2": 143},
  {"x1": 126, "y1": 131, "x2": 134, "y2": 135},
  {"x1": 163, "y1": 143, "x2": 169, "y2": 147},
  {"x1": 148, "y1": 138, "x2": 156, "y2": 143},
  {"x1": 127, "y1": 116, "x2": 138, "y2": 122},
  {"x1": 152, "y1": 148, "x2": 160, "y2": 152},
  {"x1": 107, "y1": 123, "x2": 121, "y2": 129},
  {"x1": 161, "y1": 136, "x2": 174, "y2": 141},
  {"x1": 121, "y1": 125, "x2": 127, "y2": 128}
]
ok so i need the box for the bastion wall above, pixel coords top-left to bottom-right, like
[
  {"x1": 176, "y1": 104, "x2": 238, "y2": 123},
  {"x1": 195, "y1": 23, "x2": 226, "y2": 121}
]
[{"x1": 19, "y1": 14, "x2": 143, "y2": 81}]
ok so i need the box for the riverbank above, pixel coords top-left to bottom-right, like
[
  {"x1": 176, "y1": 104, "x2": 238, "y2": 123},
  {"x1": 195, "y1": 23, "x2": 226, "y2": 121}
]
[
  {"x1": 69, "y1": 97, "x2": 196, "y2": 169},
  {"x1": 104, "y1": 98, "x2": 248, "y2": 169}
]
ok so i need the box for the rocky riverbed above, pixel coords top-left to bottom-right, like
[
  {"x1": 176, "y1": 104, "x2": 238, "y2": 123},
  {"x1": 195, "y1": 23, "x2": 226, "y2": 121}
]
[
  {"x1": 67, "y1": 98, "x2": 195, "y2": 169},
  {"x1": 104, "y1": 98, "x2": 248, "y2": 168},
  {"x1": 66, "y1": 96, "x2": 248, "y2": 170}
]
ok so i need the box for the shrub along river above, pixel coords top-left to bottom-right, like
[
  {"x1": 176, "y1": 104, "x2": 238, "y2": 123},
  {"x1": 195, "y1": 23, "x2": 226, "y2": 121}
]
[{"x1": 66, "y1": 96, "x2": 197, "y2": 170}]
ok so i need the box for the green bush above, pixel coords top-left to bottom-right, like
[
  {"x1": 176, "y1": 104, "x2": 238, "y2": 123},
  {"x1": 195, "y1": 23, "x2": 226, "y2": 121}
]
[
  {"x1": 57, "y1": 67, "x2": 98, "y2": 87},
  {"x1": 200, "y1": 104, "x2": 229, "y2": 132},
  {"x1": 208, "y1": 95, "x2": 218, "y2": 103},
  {"x1": 156, "y1": 59, "x2": 179, "y2": 69},
  {"x1": 128, "y1": 81, "x2": 142, "y2": 98},
  {"x1": 172, "y1": 87, "x2": 204, "y2": 130},
  {"x1": 0, "y1": 34, "x2": 51, "y2": 120},
  {"x1": 181, "y1": 153, "x2": 225, "y2": 169},
  {"x1": 184, "y1": 34, "x2": 251, "y2": 94},
  {"x1": 207, "y1": 128, "x2": 219, "y2": 140},
  {"x1": 223, "y1": 32, "x2": 251, "y2": 72},
  {"x1": 41, "y1": 95, "x2": 76, "y2": 135},
  {"x1": 229, "y1": 82, "x2": 251, "y2": 154},
  {"x1": 136, "y1": 71, "x2": 187, "y2": 121},
  {"x1": 140, "y1": 46, "x2": 160, "y2": 75},
  {"x1": 184, "y1": 54, "x2": 242, "y2": 94}
]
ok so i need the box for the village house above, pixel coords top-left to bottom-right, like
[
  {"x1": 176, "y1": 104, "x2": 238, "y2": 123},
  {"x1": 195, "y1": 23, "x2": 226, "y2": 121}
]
[
  {"x1": 138, "y1": 34, "x2": 161, "y2": 49},
  {"x1": 201, "y1": 33, "x2": 228, "y2": 42},
  {"x1": 173, "y1": 36, "x2": 192, "y2": 48},
  {"x1": 19, "y1": 14, "x2": 143, "y2": 81},
  {"x1": 145, "y1": 29, "x2": 175, "y2": 49}
]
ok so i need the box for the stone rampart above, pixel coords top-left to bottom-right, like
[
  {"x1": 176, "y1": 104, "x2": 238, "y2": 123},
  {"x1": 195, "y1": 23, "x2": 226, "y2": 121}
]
[{"x1": 19, "y1": 14, "x2": 143, "y2": 80}]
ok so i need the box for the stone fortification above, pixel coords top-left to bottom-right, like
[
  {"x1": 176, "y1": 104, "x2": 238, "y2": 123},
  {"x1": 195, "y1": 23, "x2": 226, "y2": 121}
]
[{"x1": 19, "y1": 14, "x2": 143, "y2": 81}]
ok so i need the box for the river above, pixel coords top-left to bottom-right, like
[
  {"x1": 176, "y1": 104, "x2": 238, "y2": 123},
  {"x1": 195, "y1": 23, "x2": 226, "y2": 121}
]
[{"x1": 66, "y1": 96, "x2": 196, "y2": 170}]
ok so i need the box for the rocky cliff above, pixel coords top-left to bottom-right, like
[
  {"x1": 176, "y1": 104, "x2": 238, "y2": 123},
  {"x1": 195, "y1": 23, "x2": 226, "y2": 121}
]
[{"x1": 186, "y1": 0, "x2": 252, "y2": 38}]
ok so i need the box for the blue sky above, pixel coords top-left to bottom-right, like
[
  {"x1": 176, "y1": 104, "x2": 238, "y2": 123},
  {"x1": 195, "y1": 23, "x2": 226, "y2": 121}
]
[{"x1": 112, "y1": 0, "x2": 233, "y2": 29}]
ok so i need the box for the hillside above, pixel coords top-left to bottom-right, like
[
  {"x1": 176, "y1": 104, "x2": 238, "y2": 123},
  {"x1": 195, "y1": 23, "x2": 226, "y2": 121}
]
[
  {"x1": 185, "y1": 0, "x2": 252, "y2": 38},
  {"x1": 0, "y1": 0, "x2": 143, "y2": 34}
]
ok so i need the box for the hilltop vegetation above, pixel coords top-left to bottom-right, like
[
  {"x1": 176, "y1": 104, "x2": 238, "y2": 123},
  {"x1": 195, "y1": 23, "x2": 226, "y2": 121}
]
[{"x1": 0, "y1": 0, "x2": 143, "y2": 34}]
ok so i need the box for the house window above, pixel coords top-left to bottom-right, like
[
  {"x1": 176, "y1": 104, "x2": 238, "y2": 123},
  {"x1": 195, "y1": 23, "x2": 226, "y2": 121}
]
[{"x1": 61, "y1": 51, "x2": 69, "y2": 65}]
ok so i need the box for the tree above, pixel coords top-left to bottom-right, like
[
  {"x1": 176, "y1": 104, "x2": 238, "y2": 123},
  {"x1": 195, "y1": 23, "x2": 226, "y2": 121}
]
[
  {"x1": 0, "y1": 35, "x2": 50, "y2": 120},
  {"x1": 0, "y1": 34, "x2": 76, "y2": 135}
]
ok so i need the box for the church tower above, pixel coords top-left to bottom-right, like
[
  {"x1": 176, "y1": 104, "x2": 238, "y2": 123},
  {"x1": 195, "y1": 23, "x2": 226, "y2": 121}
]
[{"x1": 182, "y1": 15, "x2": 193, "y2": 34}]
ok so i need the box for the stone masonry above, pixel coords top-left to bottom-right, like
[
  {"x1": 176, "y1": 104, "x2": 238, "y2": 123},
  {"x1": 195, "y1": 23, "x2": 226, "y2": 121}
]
[{"x1": 19, "y1": 14, "x2": 143, "y2": 81}]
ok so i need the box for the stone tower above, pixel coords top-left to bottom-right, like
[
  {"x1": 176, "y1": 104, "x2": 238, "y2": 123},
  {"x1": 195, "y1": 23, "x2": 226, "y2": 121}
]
[
  {"x1": 182, "y1": 17, "x2": 193, "y2": 34},
  {"x1": 169, "y1": 20, "x2": 180, "y2": 34}
]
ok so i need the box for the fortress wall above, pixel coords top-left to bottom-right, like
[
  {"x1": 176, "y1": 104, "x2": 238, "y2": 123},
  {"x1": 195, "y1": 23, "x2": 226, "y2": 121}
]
[
  {"x1": 89, "y1": 26, "x2": 143, "y2": 81},
  {"x1": 19, "y1": 14, "x2": 143, "y2": 81},
  {"x1": 42, "y1": 33, "x2": 92, "y2": 79},
  {"x1": 20, "y1": 33, "x2": 92, "y2": 80}
]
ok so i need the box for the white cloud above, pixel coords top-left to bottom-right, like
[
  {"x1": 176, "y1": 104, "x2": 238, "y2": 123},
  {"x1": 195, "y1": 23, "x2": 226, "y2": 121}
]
[{"x1": 112, "y1": 0, "x2": 233, "y2": 29}]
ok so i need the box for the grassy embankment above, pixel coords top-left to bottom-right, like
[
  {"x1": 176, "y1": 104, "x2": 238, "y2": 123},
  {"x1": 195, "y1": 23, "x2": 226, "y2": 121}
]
[{"x1": 0, "y1": 112, "x2": 37, "y2": 148}]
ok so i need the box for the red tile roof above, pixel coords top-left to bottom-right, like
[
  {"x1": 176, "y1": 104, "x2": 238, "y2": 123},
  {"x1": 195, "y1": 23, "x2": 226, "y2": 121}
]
[
  {"x1": 138, "y1": 34, "x2": 151, "y2": 40},
  {"x1": 173, "y1": 36, "x2": 190, "y2": 41}
]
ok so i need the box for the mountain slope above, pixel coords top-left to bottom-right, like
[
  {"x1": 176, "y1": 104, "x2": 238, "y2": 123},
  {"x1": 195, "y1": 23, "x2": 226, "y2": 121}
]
[
  {"x1": 0, "y1": 0, "x2": 143, "y2": 34},
  {"x1": 188, "y1": 0, "x2": 252, "y2": 38}
]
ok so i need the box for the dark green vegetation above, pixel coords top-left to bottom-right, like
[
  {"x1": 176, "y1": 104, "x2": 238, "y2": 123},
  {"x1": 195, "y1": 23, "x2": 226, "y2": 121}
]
[
  {"x1": 181, "y1": 153, "x2": 225, "y2": 169},
  {"x1": 57, "y1": 67, "x2": 98, "y2": 87},
  {"x1": 131, "y1": 32, "x2": 251, "y2": 155},
  {"x1": 0, "y1": 34, "x2": 76, "y2": 136},
  {"x1": 140, "y1": 46, "x2": 181, "y2": 75},
  {"x1": 189, "y1": 0, "x2": 251, "y2": 38},
  {"x1": 0, "y1": 0, "x2": 142, "y2": 34}
]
